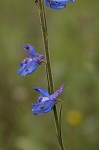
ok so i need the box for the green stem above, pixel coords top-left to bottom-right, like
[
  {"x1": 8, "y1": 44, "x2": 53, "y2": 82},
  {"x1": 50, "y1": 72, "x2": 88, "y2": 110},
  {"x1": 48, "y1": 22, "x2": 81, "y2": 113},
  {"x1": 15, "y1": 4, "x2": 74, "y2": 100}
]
[{"x1": 37, "y1": 0, "x2": 65, "y2": 150}]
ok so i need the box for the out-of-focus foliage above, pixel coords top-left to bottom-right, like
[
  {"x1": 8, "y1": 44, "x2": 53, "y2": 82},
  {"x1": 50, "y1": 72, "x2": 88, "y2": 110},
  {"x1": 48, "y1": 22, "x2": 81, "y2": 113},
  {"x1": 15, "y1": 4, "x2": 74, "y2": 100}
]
[{"x1": 0, "y1": 0, "x2": 99, "y2": 150}]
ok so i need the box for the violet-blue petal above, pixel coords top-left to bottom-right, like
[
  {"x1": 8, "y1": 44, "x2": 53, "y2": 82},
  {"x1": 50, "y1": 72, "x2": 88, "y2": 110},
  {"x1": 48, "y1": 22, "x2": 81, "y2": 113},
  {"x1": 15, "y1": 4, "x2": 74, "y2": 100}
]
[
  {"x1": 33, "y1": 54, "x2": 44, "y2": 64},
  {"x1": 17, "y1": 60, "x2": 39, "y2": 76},
  {"x1": 33, "y1": 88, "x2": 49, "y2": 97},
  {"x1": 50, "y1": 0, "x2": 74, "y2": 3},
  {"x1": 44, "y1": 0, "x2": 74, "y2": 10},
  {"x1": 32, "y1": 100, "x2": 55, "y2": 115},
  {"x1": 24, "y1": 44, "x2": 36, "y2": 58},
  {"x1": 50, "y1": 2, "x2": 66, "y2": 10},
  {"x1": 50, "y1": 84, "x2": 64, "y2": 100},
  {"x1": 44, "y1": 0, "x2": 66, "y2": 10},
  {"x1": 20, "y1": 58, "x2": 31, "y2": 67}
]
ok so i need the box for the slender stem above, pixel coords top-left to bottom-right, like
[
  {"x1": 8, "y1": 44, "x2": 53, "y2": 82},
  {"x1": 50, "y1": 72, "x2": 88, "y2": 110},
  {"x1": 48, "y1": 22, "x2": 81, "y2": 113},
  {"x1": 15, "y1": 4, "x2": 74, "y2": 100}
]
[
  {"x1": 37, "y1": 0, "x2": 65, "y2": 150},
  {"x1": 38, "y1": 0, "x2": 53, "y2": 94},
  {"x1": 58, "y1": 100, "x2": 64, "y2": 149}
]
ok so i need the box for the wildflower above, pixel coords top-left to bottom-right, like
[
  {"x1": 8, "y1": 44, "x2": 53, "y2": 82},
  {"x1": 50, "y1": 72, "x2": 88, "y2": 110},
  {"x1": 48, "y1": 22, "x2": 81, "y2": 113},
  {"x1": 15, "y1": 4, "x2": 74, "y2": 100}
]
[
  {"x1": 17, "y1": 44, "x2": 44, "y2": 76},
  {"x1": 44, "y1": 0, "x2": 74, "y2": 10},
  {"x1": 32, "y1": 84, "x2": 64, "y2": 115}
]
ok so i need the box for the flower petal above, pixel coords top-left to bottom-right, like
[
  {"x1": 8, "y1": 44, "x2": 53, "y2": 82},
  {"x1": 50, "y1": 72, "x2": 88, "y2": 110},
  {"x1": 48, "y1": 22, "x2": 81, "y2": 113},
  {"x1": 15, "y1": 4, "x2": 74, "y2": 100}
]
[
  {"x1": 33, "y1": 88, "x2": 50, "y2": 97},
  {"x1": 20, "y1": 58, "x2": 32, "y2": 67},
  {"x1": 33, "y1": 54, "x2": 44, "y2": 63},
  {"x1": 24, "y1": 44, "x2": 36, "y2": 58},
  {"x1": 50, "y1": 2, "x2": 66, "y2": 10},
  {"x1": 50, "y1": 84, "x2": 64, "y2": 100},
  {"x1": 32, "y1": 100, "x2": 55, "y2": 115},
  {"x1": 44, "y1": 0, "x2": 74, "y2": 10},
  {"x1": 17, "y1": 60, "x2": 39, "y2": 76},
  {"x1": 44, "y1": 0, "x2": 66, "y2": 10},
  {"x1": 50, "y1": 0, "x2": 74, "y2": 3}
]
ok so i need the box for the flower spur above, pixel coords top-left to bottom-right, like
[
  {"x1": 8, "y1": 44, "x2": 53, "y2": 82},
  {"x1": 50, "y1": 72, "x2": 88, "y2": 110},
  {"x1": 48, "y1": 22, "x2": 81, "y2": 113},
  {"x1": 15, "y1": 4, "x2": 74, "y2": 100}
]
[
  {"x1": 17, "y1": 44, "x2": 44, "y2": 76},
  {"x1": 32, "y1": 84, "x2": 64, "y2": 115}
]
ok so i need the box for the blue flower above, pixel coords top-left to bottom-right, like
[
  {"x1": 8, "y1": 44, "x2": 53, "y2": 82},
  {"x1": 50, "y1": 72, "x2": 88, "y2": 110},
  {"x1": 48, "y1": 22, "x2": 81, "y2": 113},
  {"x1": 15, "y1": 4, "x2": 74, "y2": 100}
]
[
  {"x1": 17, "y1": 44, "x2": 44, "y2": 76},
  {"x1": 32, "y1": 84, "x2": 64, "y2": 115},
  {"x1": 44, "y1": 0, "x2": 74, "y2": 10}
]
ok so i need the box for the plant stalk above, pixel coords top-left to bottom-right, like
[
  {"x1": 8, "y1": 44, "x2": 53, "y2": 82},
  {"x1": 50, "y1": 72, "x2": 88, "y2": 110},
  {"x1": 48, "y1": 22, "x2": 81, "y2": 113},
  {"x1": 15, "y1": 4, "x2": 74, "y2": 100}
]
[{"x1": 37, "y1": 0, "x2": 65, "y2": 149}]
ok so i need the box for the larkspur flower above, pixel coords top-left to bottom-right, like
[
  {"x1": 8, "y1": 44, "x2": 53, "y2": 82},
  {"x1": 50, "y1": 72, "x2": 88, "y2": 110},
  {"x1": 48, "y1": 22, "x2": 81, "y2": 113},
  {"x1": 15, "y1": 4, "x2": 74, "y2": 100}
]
[
  {"x1": 32, "y1": 84, "x2": 64, "y2": 115},
  {"x1": 17, "y1": 44, "x2": 44, "y2": 76},
  {"x1": 44, "y1": 0, "x2": 74, "y2": 10}
]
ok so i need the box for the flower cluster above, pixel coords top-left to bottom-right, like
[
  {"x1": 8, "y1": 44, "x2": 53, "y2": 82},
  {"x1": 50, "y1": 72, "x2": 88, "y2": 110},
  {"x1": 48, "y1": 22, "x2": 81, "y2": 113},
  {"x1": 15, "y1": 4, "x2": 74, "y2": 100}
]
[
  {"x1": 18, "y1": 0, "x2": 75, "y2": 115},
  {"x1": 18, "y1": 44, "x2": 64, "y2": 115}
]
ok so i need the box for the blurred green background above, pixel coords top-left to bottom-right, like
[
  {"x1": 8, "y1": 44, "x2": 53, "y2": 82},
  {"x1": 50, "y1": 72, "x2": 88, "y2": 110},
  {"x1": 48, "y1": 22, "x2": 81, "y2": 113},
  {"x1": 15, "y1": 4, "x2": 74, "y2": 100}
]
[{"x1": 0, "y1": 0, "x2": 99, "y2": 150}]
